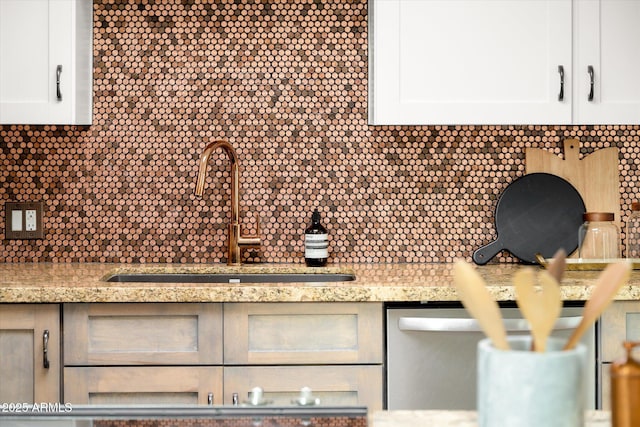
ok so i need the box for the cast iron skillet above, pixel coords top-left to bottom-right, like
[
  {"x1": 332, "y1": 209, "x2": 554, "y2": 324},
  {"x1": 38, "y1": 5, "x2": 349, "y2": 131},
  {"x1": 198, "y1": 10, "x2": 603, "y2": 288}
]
[{"x1": 472, "y1": 173, "x2": 586, "y2": 265}]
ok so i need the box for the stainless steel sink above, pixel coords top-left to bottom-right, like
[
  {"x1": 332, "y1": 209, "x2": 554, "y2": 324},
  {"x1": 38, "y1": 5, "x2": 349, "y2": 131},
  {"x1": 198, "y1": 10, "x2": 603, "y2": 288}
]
[{"x1": 103, "y1": 272, "x2": 356, "y2": 283}]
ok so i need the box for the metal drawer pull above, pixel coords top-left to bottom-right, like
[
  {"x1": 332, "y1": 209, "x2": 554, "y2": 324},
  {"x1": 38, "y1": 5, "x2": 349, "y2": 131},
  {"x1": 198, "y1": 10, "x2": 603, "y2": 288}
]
[
  {"x1": 207, "y1": 393, "x2": 213, "y2": 405},
  {"x1": 232, "y1": 393, "x2": 239, "y2": 406},
  {"x1": 398, "y1": 316, "x2": 582, "y2": 332},
  {"x1": 56, "y1": 65, "x2": 63, "y2": 101},
  {"x1": 43, "y1": 330, "x2": 50, "y2": 369},
  {"x1": 558, "y1": 65, "x2": 564, "y2": 101},
  {"x1": 588, "y1": 65, "x2": 595, "y2": 102}
]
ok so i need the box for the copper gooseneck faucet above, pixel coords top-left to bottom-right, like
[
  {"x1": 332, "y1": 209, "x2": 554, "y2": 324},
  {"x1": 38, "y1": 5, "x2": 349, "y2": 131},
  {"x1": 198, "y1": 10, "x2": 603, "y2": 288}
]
[{"x1": 195, "y1": 140, "x2": 261, "y2": 265}]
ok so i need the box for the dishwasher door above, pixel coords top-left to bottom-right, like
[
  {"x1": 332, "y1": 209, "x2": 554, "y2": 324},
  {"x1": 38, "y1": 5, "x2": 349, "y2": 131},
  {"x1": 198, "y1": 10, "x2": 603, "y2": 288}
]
[{"x1": 386, "y1": 305, "x2": 596, "y2": 410}]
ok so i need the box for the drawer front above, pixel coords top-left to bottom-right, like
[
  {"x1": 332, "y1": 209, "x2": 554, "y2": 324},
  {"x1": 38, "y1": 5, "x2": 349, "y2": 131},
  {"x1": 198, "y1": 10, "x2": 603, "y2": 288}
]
[
  {"x1": 600, "y1": 301, "x2": 640, "y2": 361},
  {"x1": 64, "y1": 366, "x2": 223, "y2": 405},
  {"x1": 64, "y1": 303, "x2": 223, "y2": 365},
  {"x1": 224, "y1": 302, "x2": 383, "y2": 364},
  {"x1": 223, "y1": 365, "x2": 383, "y2": 411}
]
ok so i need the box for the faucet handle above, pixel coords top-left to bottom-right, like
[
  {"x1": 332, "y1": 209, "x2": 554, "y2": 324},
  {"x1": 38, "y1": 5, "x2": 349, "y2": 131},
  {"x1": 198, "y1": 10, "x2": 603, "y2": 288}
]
[
  {"x1": 253, "y1": 211, "x2": 261, "y2": 238},
  {"x1": 239, "y1": 211, "x2": 261, "y2": 248},
  {"x1": 244, "y1": 211, "x2": 260, "y2": 238}
]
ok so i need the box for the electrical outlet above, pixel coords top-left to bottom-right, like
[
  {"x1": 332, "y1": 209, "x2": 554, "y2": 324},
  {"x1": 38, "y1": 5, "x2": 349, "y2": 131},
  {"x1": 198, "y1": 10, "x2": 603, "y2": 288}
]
[
  {"x1": 4, "y1": 201, "x2": 44, "y2": 239},
  {"x1": 26, "y1": 210, "x2": 37, "y2": 231}
]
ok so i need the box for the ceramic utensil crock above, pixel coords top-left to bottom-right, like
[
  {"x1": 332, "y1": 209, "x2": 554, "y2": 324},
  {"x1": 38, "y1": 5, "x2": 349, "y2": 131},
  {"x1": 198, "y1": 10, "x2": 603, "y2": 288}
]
[{"x1": 477, "y1": 336, "x2": 587, "y2": 427}]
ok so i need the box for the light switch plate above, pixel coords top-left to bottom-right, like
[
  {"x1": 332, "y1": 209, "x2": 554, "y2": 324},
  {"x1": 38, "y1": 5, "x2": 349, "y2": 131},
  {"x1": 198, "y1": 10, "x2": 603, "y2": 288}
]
[
  {"x1": 4, "y1": 201, "x2": 45, "y2": 239},
  {"x1": 11, "y1": 210, "x2": 23, "y2": 232}
]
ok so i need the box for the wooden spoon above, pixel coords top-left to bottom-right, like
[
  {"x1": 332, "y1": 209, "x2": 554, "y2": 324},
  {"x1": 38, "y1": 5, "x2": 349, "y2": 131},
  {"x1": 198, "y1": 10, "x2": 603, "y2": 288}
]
[
  {"x1": 547, "y1": 248, "x2": 567, "y2": 283},
  {"x1": 513, "y1": 268, "x2": 562, "y2": 352},
  {"x1": 453, "y1": 260, "x2": 509, "y2": 350},
  {"x1": 563, "y1": 261, "x2": 632, "y2": 350},
  {"x1": 535, "y1": 248, "x2": 567, "y2": 282}
]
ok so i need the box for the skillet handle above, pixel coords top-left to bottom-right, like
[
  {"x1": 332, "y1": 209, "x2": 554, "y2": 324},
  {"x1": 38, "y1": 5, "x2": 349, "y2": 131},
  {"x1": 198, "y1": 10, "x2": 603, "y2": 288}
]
[{"x1": 472, "y1": 240, "x2": 504, "y2": 265}]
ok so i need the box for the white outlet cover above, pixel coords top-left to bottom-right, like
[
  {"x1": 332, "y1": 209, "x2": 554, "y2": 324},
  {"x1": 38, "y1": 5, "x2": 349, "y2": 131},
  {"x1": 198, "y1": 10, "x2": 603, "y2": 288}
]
[
  {"x1": 11, "y1": 210, "x2": 22, "y2": 231},
  {"x1": 25, "y1": 209, "x2": 37, "y2": 231}
]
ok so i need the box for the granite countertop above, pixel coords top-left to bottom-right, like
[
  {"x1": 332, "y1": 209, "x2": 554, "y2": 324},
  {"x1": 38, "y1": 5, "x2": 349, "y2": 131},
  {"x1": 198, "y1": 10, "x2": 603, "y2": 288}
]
[{"x1": 1, "y1": 262, "x2": 640, "y2": 303}]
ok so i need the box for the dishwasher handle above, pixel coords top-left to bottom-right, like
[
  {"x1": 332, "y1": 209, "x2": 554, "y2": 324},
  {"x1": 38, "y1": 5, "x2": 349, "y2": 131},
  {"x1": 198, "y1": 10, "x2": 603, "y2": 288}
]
[{"x1": 398, "y1": 316, "x2": 582, "y2": 333}]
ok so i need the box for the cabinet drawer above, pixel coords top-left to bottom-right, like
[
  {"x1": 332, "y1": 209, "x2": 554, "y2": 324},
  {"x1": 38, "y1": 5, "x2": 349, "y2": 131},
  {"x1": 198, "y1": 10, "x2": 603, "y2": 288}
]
[
  {"x1": 64, "y1": 366, "x2": 223, "y2": 405},
  {"x1": 600, "y1": 301, "x2": 640, "y2": 361},
  {"x1": 64, "y1": 303, "x2": 223, "y2": 365},
  {"x1": 224, "y1": 365, "x2": 383, "y2": 411},
  {"x1": 224, "y1": 303, "x2": 383, "y2": 364}
]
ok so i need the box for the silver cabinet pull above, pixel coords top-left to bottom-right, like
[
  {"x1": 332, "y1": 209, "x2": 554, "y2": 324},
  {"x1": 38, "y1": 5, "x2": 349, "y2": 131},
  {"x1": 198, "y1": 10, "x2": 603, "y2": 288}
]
[
  {"x1": 558, "y1": 65, "x2": 564, "y2": 101},
  {"x1": 588, "y1": 65, "x2": 595, "y2": 101},
  {"x1": 398, "y1": 316, "x2": 582, "y2": 332},
  {"x1": 232, "y1": 392, "x2": 239, "y2": 406},
  {"x1": 43, "y1": 330, "x2": 50, "y2": 369},
  {"x1": 207, "y1": 392, "x2": 213, "y2": 405},
  {"x1": 56, "y1": 65, "x2": 63, "y2": 101}
]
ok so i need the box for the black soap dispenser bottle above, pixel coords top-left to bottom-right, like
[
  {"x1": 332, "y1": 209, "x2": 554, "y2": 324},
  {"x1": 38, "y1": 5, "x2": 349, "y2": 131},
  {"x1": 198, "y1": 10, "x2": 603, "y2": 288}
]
[{"x1": 305, "y1": 208, "x2": 328, "y2": 267}]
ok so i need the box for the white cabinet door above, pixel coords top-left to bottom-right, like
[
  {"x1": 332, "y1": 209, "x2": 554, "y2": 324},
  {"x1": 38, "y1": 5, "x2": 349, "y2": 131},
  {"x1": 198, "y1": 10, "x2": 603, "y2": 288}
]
[
  {"x1": 574, "y1": 0, "x2": 640, "y2": 124},
  {"x1": 0, "y1": 0, "x2": 92, "y2": 125},
  {"x1": 370, "y1": 0, "x2": 572, "y2": 125}
]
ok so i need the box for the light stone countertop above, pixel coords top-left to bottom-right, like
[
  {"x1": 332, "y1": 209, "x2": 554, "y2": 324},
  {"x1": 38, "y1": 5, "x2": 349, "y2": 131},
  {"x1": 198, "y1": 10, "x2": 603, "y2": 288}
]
[
  {"x1": 370, "y1": 410, "x2": 611, "y2": 427},
  {"x1": 1, "y1": 262, "x2": 640, "y2": 303}
]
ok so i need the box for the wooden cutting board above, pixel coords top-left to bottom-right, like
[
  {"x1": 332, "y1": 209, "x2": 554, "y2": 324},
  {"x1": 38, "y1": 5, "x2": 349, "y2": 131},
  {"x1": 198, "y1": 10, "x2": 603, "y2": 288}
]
[{"x1": 525, "y1": 138, "x2": 622, "y2": 237}]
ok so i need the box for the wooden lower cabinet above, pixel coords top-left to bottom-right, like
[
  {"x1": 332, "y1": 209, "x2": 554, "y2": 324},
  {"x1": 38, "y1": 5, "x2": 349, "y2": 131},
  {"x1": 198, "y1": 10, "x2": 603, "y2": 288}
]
[
  {"x1": 599, "y1": 301, "x2": 640, "y2": 409},
  {"x1": 223, "y1": 365, "x2": 383, "y2": 410},
  {"x1": 600, "y1": 301, "x2": 640, "y2": 361},
  {"x1": 60, "y1": 302, "x2": 384, "y2": 409},
  {"x1": 64, "y1": 303, "x2": 223, "y2": 365},
  {"x1": 224, "y1": 302, "x2": 383, "y2": 365},
  {"x1": 64, "y1": 367, "x2": 223, "y2": 405},
  {"x1": 0, "y1": 304, "x2": 60, "y2": 403},
  {"x1": 600, "y1": 363, "x2": 612, "y2": 410}
]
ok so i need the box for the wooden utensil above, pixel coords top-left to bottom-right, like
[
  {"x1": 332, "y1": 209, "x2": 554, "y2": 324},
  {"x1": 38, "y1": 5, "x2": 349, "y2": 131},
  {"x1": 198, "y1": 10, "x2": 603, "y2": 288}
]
[
  {"x1": 514, "y1": 268, "x2": 562, "y2": 352},
  {"x1": 526, "y1": 139, "x2": 622, "y2": 242},
  {"x1": 473, "y1": 173, "x2": 585, "y2": 265},
  {"x1": 453, "y1": 260, "x2": 509, "y2": 350},
  {"x1": 563, "y1": 261, "x2": 632, "y2": 350},
  {"x1": 546, "y1": 248, "x2": 567, "y2": 283}
]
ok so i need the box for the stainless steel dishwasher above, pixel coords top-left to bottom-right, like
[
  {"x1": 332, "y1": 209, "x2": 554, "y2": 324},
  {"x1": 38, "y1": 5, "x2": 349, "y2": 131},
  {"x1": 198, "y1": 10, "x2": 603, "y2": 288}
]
[{"x1": 386, "y1": 303, "x2": 596, "y2": 410}]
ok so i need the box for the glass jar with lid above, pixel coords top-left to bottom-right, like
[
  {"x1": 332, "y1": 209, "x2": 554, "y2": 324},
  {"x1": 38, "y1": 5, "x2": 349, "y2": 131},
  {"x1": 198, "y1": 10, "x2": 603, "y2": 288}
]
[
  {"x1": 578, "y1": 212, "x2": 620, "y2": 260},
  {"x1": 625, "y1": 203, "x2": 640, "y2": 260}
]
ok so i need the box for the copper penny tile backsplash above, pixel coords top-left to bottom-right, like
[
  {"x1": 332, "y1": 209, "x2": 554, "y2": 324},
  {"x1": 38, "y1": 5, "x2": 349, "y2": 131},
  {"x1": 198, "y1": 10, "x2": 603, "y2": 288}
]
[{"x1": 1, "y1": 0, "x2": 640, "y2": 264}]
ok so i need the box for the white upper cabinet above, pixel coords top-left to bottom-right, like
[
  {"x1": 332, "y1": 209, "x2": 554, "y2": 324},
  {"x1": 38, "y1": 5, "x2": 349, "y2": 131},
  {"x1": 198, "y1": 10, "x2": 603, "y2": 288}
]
[
  {"x1": 574, "y1": 0, "x2": 640, "y2": 124},
  {"x1": 0, "y1": 0, "x2": 92, "y2": 125},
  {"x1": 370, "y1": 0, "x2": 572, "y2": 125},
  {"x1": 370, "y1": 0, "x2": 640, "y2": 125}
]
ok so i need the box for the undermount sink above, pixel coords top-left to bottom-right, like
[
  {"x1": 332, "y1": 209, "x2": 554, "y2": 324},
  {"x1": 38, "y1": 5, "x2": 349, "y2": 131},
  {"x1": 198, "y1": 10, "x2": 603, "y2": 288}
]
[{"x1": 103, "y1": 269, "x2": 356, "y2": 284}]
